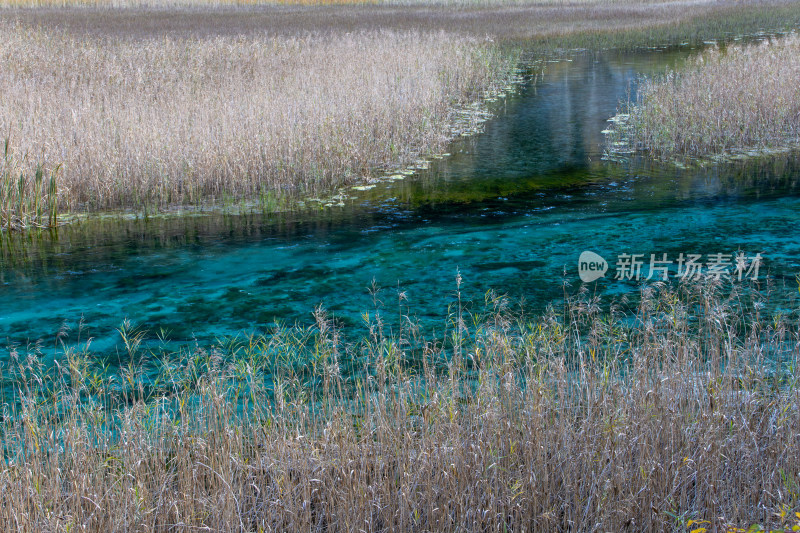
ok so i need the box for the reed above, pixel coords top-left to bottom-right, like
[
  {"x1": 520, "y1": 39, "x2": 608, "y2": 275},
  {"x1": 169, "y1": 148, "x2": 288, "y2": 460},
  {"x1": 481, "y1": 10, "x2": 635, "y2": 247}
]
[
  {"x1": 1, "y1": 279, "x2": 797, "y2": 531},
  {"x1": 0, "y1": 139, "x2": 59, "y2": 230},
  {"x1": 5, "y1": 0, "x2": 800, "y2": 44},
  {"x1": 2, "y1": 0, "x2": 800, "y2": 225},
  {"x1": 0, "y1": 24, "x2": 516, "y2": 215},
  {"x1": 619, "y1": 34, "x2": 800, "y2": 160},
  {"x1": 1, "y1": 0, "x2": 373, "y2": 5}
]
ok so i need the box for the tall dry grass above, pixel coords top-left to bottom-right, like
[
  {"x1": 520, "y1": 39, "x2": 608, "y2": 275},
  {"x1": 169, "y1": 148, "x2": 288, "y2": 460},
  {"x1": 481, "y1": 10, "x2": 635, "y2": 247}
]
[
  {"x1": 0, "y1": 0, "x2": 737, "y2": 7},
  {"x1": 1, "y1": 279, "x2": 798, "y2": 531},
  {"x1": 5, "y1": 0, "x2": 799, "y2": 43},
  {"x1": 2, "y1": 0, "x2": 800, "y2": 225},
  {"x1": 0, "y1": 24, "x2": 514, "y2": 213},
  {"x1": 0, "y1": 0, "x2": 374, "y2": 6},
  {"x1": 621, "y1": 34, "x2": 800, "y2": 159}
]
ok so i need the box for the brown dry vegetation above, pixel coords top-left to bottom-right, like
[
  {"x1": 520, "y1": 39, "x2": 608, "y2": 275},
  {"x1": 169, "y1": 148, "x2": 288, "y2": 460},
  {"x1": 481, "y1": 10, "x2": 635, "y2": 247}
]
[
  {"x1": 0, "y1": 0, "x2": 775, "y2": 8},
  {"x1": 4, "y1": 0, "x2": 800, "y2": 42},
  {"x1": 1, "y1": 0, "x2": 799, "y2": 228},
  {"x1": 5, "y1": 0, "x2": 377, "y2": 5},
  {"x1": 0, "y1": 280, "x2": 798, "y2": 531},
  {"x1": 621, "y1": 33, "x2": 800, "y2": 160},
  {"x1": 0, "y1": 25, "x2": 515, "y2": 216}
]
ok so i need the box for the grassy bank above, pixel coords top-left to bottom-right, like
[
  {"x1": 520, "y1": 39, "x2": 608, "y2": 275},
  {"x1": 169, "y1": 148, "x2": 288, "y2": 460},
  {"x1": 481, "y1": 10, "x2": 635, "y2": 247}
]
[
  {"x1": 614, "y1": 33, "x2": 800, "y2": 161},
  {"x1": 0, "y1": 25, "x2": 516, "y2": 215},
  {"x1": 1, "y1": 280, "x2": 798, "y2": 531}
]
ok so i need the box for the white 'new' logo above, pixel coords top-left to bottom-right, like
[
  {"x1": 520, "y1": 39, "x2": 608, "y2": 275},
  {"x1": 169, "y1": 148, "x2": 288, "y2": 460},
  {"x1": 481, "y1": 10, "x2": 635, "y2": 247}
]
[{"x1": 578, "y1": 251, "x2": 608, "y2": 283}]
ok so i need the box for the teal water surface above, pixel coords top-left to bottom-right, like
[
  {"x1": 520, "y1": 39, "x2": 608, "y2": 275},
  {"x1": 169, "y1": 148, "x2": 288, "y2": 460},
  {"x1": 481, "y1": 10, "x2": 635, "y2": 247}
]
[{"x1": 2, "y1": 48, "x2": 800, "y2": 359}]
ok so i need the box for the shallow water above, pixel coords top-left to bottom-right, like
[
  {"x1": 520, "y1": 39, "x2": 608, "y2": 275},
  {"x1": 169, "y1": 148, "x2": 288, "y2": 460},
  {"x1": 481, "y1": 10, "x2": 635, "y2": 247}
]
[{"x1": 2, "y1": 48, "x2": 800, "y2": 358}]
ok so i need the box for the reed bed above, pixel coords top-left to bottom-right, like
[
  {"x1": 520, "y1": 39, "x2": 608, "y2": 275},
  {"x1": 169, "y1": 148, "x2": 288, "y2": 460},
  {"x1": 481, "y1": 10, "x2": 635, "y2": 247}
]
[
  {"x1": 1, "y1": 0, "x2": 373, "y2": 5},
  {"x1": 0, "y1": 24, "x2": 515, "y2": 215},
  {"x1": 5, "y1": 0, "x2": 800, "y2": 44},
  {"x1": 2, "y1": 0, "x2": 800, "y2": 226},
  {"x1": 1, "y1": 279, "x2": 798, "y2": 531},
  {"x1": 0, "y1": 0, "x2": 750, "y2": 8},
  {"x1": 619, "y1": 34, "x2": 800, "y2": 160}
]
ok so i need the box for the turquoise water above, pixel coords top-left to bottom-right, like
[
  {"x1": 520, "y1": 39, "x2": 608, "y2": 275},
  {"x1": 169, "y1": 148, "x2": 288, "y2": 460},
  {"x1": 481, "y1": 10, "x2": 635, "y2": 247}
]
[{"x1": 2, "y1": 49, "x2": 800, "y2": 358}]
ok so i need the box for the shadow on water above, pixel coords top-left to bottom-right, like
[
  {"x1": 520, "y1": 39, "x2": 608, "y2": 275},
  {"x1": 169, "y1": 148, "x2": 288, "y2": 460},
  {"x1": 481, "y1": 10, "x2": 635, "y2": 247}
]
[{"x1": 2, "y1": 47, "x2": 800, "y2": 360}]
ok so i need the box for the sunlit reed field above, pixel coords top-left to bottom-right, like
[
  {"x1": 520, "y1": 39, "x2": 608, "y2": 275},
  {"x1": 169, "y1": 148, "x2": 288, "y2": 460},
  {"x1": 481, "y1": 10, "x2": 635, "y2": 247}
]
[
  {"x1": 0, "y1": 25, "x2": 515, "y2": 220},
  {"x1": 618, "y1": 34, "x2": 800, "y2": 160},
  {"x1": 1, "y1": 280, "x2": 798, "y2": 531}
]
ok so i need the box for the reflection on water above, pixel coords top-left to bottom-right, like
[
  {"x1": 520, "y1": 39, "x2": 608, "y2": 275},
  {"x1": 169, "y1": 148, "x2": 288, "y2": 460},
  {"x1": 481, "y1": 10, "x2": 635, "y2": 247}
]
[{"x1": 2, "y1": 48, "x2": 800, "y2": 358}]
